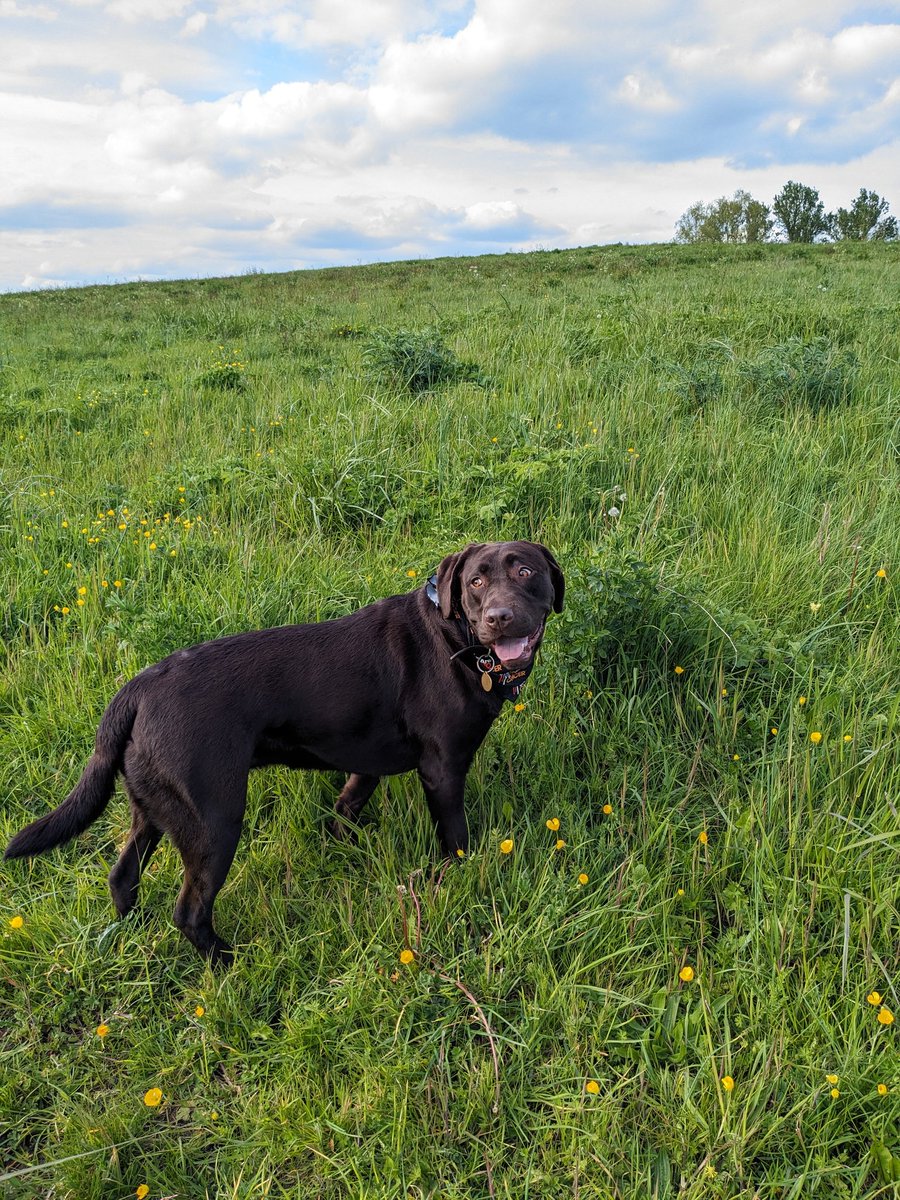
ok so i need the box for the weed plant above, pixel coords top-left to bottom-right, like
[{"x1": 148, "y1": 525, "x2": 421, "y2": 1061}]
[{"x1": 0, "y1": 242, "x2": 898, "y2": 1198}]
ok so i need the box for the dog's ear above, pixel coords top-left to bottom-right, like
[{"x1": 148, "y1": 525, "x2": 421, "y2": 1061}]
[
  {"x1": 435, "y1": 543, "x2": 485, "y2": 619},
  {"x1": 530, "y1": 542, "x2": 565, "y2": 613}
]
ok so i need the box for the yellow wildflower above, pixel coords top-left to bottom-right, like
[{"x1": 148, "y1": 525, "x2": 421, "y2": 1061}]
[
  {"x1": 96, "y1": 1024, "x2": 109, "y2": 1039},
  {"x1": 721, "y1": 1076, "x2": 734, "y2": 1092},
  {"x1": 143, "y1": 1087, "x2": 163, "y2": 1107},
  {"x1": 546, "y1": 817, "x2": 560, "y2": 831},
  {"x1": 867, "y1": 991, "x2": 883, "y2": 1006},
  {"x1": 878, "y1": 1007, "x2": 895, "y2": 1026},
  {"x1": 500, "y1": 838, "x2": 513, "y2": 854},
  {"x1": 585, "y1": 1079, "x2": 600, "y2": 1095},
  {"x1": 809, "y1": 731, "x2": 822, "y2": 745},
  {"x1": 9, "y1": 915, "x2": 24, "y2": 929},
  {"x1": 399, "y1": 949, "x2": 415, "y2": 965},
  {"x1": 578, "y1": 873, "x2": 589, "y2": 885},
  {"x1": 679, "y1": 965, "x2": 695, "y2": 982}
]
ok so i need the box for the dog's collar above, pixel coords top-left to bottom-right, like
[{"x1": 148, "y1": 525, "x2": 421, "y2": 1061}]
[{"x1": 426, "y1": 573, "x2": 535, "y2": 702}]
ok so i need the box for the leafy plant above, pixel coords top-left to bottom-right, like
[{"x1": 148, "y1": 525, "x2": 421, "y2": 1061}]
[
  {"x1": 742, "y1": 335, "x2": 859, "y2": 410},
  {"x1": 363, "y1": 327, "x2": 486, "y2": 394}
]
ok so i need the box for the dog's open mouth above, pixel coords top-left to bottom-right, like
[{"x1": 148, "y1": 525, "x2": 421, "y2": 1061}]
[{"x1": 488, "y1": 621, "x2": 545, "y2": 667}]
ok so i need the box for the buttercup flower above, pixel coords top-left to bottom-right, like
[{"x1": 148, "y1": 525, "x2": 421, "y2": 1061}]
[
  {"x1": 679, "y1": 965, "x2": 695, "y2": 982},
  {"x1": 878, "y1": 1084, "x2": 889, "y2": 1096},
  {"x1": 578, "y1": 873, "x2": 589, "y2": 885},
  {"x1": 9, "y1": 915, "x2": 23, "y2": 929},
  {"x1": 867, "y1": 992, "x2": 883, "y2": 1006},
  {"x1": 500, "y1": 838, "x2": 513, "y2": 854},
  {"x1": 555, "y1": 839, "x2": 566, "y2": 850},
  {"x1": 136, "y1": 1187, "x2": 149, "y2": 1199},
  {"x1": 602, "y1": 803, "x2": 612, "y2": 815},
  {"x1": 194, "y1": 1006, "x2": 205, "y2": 1018},
  {"x1": 825, "y1": 1074, "x2": 838, "y2": 1085},
  {"x1": 721, "y1": 1076, "x2": 734, "y2": 1092},
  {"x1": 809, "y1": 731, "x2": 822, "y2": 745},
  {"x1": 399, "y1": 949, "x2": 414, "y2": 965},
  {"x1": 546, "y1": 817, "x2": 560, "y2": 831},
  {"x1": 830, "y1": 1088, "x2": 840, "y2": 1099},
  {"x1": 585, "y1": 1079, "x2": 600, "y2": 1095},
  {"x1": 96, "y1": 1024, "x2": 109, "y2": 1039},
  {"x1": 698, "y1": 831, "x2": 708, "y2": 845},
  {"x1": 878, "y1": 1007, "x2": 895, "y2": 1026},
  {"x1": 674, "y1": 665, "x2": 684, "y2": 675},
  {"x1": 143, "y1": 1088, "x2": 163, "y2": 1108}
]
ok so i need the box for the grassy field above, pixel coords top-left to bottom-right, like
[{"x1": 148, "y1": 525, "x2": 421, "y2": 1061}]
[{"x1": 0, "y1": 240, "x2": 898, "y2": 1198}]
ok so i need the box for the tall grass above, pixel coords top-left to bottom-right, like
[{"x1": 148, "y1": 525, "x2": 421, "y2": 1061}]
[{"x1": 1, "y1": 241, "x2": 898, "y2": 1198}]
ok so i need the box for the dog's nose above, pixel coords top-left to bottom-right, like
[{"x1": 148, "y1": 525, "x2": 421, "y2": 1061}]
[{"x1": 483, "y1": 606, "x2": 514, "y2": 631}]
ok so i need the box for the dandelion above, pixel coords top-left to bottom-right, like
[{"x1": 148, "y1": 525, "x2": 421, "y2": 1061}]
[
  {"x1": 679, "y1": 965, "x2": 695, "y2": 983},
  {"x1": 399, "y1": 949, "x2": 415, "y2": 965},
  {"x1": 136, "y1": 1187, "x2": 149, "y2": 1199},
  {"x1": 698, "y1": 831, "x2": 708, "y2": 846},
  {"x1": 546, "y1": 817, "x2": 560, "y2": 831},
  {"x1": 143, "y1": 1087, "x2": 163, "y2": 1107},
  {"x1": 9, "y1": 915, "x2": 24, "y2": 929},
  {"x1": 96, "y1": 1024, "x2": 109, "y2": 1039},
  {"x1": 878, "y1": 1084, "x2": 889, "y2": 1096},
  {"x1": 674, "y1": 665, "x2": 684, "y2": 675},
  {"x1": 721, "y1": 1076, "x2": 734, "y2": 1092},
  {"x1": 585, "y1": 1079, "x2": 600, "y2": 1095},
  {"x1": 809, "y1": 731, "x2": 822, "y2": 745},
  {"x1": 578, "y1": 873, "x2": 589, "y2": 885},
  {"x1": 500, "y1": 838, "x2": 513, "y2": 854},
  {"x1": 878, "y1": 1007, "x2": 895, "y2": 1026},
  {"x1": 867, "y1": 991, "x2": 883, "y2": 1006}
]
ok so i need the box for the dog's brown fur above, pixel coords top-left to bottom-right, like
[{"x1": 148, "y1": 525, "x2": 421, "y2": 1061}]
[{"x1": 5, "y1": 541, "x2": 563, "y2": 962}]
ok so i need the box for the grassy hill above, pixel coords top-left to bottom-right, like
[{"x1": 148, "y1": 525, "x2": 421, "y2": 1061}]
[{"x1": 1, "y1": 241, "x2": 898, "y2": 1198}]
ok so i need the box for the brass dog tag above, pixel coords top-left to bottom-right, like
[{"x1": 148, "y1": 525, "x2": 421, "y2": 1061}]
[{"x1": 481, "y1": 672, "x2": 493, "y2": 692}]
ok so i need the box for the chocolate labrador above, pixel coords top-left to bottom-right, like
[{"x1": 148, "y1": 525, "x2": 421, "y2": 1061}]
[{"x1": 5, "y1": 541, "x2": 563, "y2": 963}]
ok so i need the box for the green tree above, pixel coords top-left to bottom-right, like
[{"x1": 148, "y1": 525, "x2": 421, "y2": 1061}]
[
  {"x1": 832, "y1": 189, "x2": 898, "y2": 241},
  {"x1": 772, "y1": 181, "x2": 831, "y2": 242},
  {"x1": 674, "y1": 190, "x2": 772, "y2": 244}
]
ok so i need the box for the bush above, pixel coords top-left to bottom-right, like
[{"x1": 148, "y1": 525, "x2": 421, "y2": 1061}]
[
  {"x1": 742, "y1": 336, "x2": 859, "y2": 411},
  {"x1": 363, "y1": 327, "x2": 486, "y2": 394}
]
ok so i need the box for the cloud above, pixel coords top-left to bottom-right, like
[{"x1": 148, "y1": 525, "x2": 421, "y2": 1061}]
[{"x1": 2, "y1": 2, "x2": 900, "y2": 289}]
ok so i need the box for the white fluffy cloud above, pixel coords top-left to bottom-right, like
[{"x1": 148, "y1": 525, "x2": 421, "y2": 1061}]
[{"x1": 1, "y1": 1, "x2": 899, "y2": 289}]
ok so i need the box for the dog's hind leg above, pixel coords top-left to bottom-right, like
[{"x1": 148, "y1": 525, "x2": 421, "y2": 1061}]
[
  {"x1": 171, "y1": 809, "x2": 244, "y2": 965},
  {"x1": 108, "y1": 794, "x2": 163, "y2": 918},
  {"x1": 331, "y1": 773, "x2": 380, "y2": 839}
]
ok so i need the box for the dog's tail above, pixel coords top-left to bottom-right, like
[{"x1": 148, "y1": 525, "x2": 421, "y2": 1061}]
[{"x1": 5, "y1": 681, "x2": 140, "y2": 860}]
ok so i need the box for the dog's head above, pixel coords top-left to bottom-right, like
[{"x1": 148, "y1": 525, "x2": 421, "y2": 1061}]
[{"x1": 435, "y1": 541, "x2": 564, "y2": 668}]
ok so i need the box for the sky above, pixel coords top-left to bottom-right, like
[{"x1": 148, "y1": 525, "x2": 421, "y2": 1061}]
[{"x1": 1, "y1": 1, "x2": 899, "y2": 291}]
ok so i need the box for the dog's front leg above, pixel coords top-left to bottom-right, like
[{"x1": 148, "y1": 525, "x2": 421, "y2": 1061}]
[{"x1": 417, "y1": 753, "x2": 469, "y2": 856}]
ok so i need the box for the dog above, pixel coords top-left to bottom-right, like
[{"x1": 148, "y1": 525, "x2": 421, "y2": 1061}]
[{"x1": 5, "y1": 541, "x2": 563, "y2": 963}]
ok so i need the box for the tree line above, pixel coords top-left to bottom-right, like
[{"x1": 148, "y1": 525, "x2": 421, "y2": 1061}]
[{"x1": 675, "y1": 182, "x2": 898, "y2": 244}]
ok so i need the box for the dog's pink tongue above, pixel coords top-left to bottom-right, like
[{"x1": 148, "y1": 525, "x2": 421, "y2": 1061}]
[{"x1": 493, "y1": 636, "x2": 530, "y2": 664}]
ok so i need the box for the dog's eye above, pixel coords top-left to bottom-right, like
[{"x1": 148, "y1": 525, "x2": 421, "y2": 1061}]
[
  {"x1": 518, "y1": 566, "x2": 533, "y2": 578},
  {"x1": 470, "y1": 576, "x2": 484, "y2": 588}
]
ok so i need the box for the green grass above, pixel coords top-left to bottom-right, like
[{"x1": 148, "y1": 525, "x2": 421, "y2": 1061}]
[{"x1": 1, "y1": 241, "x2": 898, "y2": 1198}]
